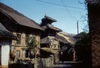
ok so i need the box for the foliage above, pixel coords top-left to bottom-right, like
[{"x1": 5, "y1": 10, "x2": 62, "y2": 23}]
[
  {"x1": 26, "y1": 34, "x2": 37, "y2": 51},
  {"x1": 75, "y1": 32, "x2": 91, "y2": 63}
]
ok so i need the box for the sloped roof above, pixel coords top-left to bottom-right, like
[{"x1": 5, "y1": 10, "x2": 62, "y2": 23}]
[
  {"x1": 43, "y1": 15, "x2": 57, "y2": 22},
  {"x1": 0, "y1": 2, "x2": 43, "y2": 31},
  {"x1": 41, "y1": 32, "x2": 76, "y2": 45},
  {"x1": 0, "y1": 23, "x2": 16, "y2": 39},
  {"x1": 74, "y1": 32, "x2": 85, "y2": 38},
  {"x1": 57, "y1": 32, "x2": 76, "y2": 45},
  {"x1": 41, "y1": 15, "x2": 61, "y2": 32},
  {"x1": 56, "y1": 34, "x2": 68, "y2": 44},
  {"x1": 47, "y1": 24, "x2": 62, "y2": 32},
  {"x1": 41, "y1": 24, "x2": 61, "y2": 32},
  {"x1": 41, "y1": 37, "x2": 50, "y2": 44},
  {"x1": 41, "y1": 36, "x2": 57, "y2": 44},
  {"x1": 40, "y1": 47, "x2": 57, "y2": 54}
]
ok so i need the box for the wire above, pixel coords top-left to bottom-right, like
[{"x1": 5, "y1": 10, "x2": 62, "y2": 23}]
[
  {"x1": 60, "y1": 0, "x2": 79, "y2": 33},
  {"x1": 77, "y1": 0, "x2": 85, "y2": 4},
  {"x1": 36, "y1": 0, "x2": 84, "y2": 9},
  {"x1": 60, "y1": 0, "x2": 78, "y2": 21}
]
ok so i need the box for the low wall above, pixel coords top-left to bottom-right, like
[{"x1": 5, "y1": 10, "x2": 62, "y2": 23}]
[{"x1": 41, "y1": 56, "x2": 54, "y2": 67}]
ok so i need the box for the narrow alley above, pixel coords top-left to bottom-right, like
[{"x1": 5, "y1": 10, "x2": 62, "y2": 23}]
[
  {"x1": 46, "y1": 61, "x2": 83, "y2": 68},
  {"x1": 0, "y1": 1, "x2": 94, "y2": 68}
]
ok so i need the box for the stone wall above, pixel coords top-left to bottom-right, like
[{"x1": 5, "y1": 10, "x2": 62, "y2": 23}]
[
  {"x1": 88, "y1": 4, "x2": 100, "y2": 67},
  {"x1": 41, "y1": 56, "x2": 54, "y2": 67},
  {"x1": 11, "y1": 32, "x2": 41, "y2": 59},
  {"x1": 34, "y1": 56, "x2": 54, "y2": 68},
  {"x1": 11, "y1": 32, "x2": 26, "y2": 59}
]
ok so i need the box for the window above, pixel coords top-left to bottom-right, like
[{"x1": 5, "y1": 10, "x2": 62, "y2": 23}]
[
  {"x1": 16, "y1": 50, "x2": 20, "y2": 58},
  {"x1": 17, "y1": 34, "x2": 21, "y2": 44},
  {"x1": 22, "y1": 49, "x2": 26, "y2": 58}
]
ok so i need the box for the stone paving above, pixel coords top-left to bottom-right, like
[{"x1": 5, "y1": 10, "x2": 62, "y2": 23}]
[{"x1": 46, "y1": 61, "x2": 83, "y2": 68}]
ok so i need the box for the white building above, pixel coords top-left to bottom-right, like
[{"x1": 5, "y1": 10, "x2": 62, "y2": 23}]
[{"x1": 0, "y1": 23, "x2": 16, "y2": 68}]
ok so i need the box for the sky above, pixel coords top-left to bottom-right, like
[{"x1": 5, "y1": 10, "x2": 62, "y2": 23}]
[{"x1": 0, "y1": 0, "x2": 87, "y2": 34}]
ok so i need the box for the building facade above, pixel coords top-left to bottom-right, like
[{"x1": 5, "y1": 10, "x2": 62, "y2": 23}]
[
  {"x1": 0, "y1": 23, "x2": 16, "y2": 68},
  {"x1": 40, "y1": 16, "x2": 61, "y2": 63},
  {"x1": 0, "y1": 2, "x2": 43, "y2": 62}
]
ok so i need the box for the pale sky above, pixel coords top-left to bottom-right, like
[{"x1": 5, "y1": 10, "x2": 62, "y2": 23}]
[{"x1": 0, "y1": 0, "x2": 87, "y2": 34}]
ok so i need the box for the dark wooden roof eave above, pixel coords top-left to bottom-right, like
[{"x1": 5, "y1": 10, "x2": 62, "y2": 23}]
[
  {"x1": 49, "y1": 28, "x2": 62, "y2": 32},
  {"x1": 0, "y1": 23, "x2": 17, "y2": 40},
  {"x1": 0, "y1": 2, "x2": 43, "y2": 31},
  {"x1": 44, "y1": 15, "x2": 57, "y2": 22},
  {"x1": 0, "y1": 34, "x2": 17, "y2": 40},
  {"x1": 40, "y1": 37, "x2": 50, "y2": 44},
  {"x1": 47, "y1": 24, "x2": 62, "y2": 32},
  {"x1": 0, "y1": 10, "x2": 43, "y2": 32}
]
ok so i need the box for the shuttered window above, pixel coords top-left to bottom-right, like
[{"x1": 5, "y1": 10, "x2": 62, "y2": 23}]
[{"x1": 17, "y1": 34, "x2": 21, "y2": 44}]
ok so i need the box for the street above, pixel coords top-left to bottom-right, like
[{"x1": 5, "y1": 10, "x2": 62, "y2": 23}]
[{"x1": 47, "y1": 61, "x2": 83, "y2": 68}]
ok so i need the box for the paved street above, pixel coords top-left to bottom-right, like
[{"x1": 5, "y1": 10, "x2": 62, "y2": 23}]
[{"x1": 47, "y1": 61, "x2": 83, "y2": 68}]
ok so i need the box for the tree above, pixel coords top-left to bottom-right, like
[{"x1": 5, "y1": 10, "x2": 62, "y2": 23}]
[
  {"x1": 26, "y1": 34, "x2": 37, "y2": 58},
  {"x1": 75, "y1": 32, "x2": 91, "y2": 65}
]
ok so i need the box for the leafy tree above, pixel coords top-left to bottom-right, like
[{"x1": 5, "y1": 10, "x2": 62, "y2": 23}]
[
  {"x1": 75, "y1": 32, "x2": 91, "y2": 65},
  {"x1": 26, "y1": 34, "x2": 37, "y2": 51},
  {"x1": 26, "y1": 34, "x2": 37, "y2": 58}
]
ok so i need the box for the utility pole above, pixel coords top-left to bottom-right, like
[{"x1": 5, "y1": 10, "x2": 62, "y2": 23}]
[
  {"x1": 77, "y1": 21, "x2": 79, "y2": 34},
  {"x1": 73, "y1": 21, "x2": 79, "y2": 61}
]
